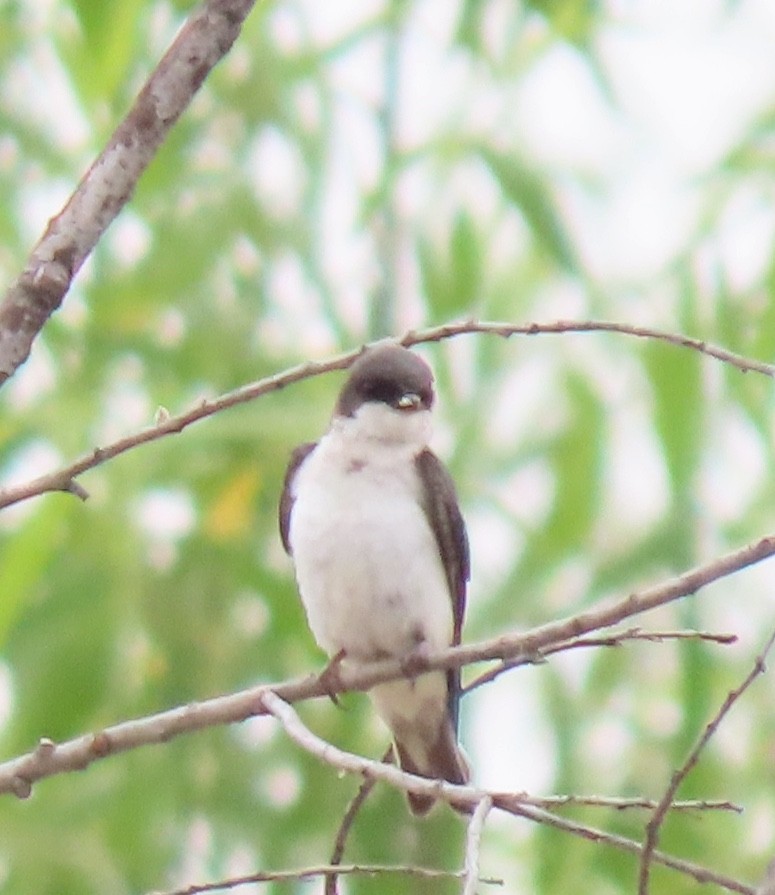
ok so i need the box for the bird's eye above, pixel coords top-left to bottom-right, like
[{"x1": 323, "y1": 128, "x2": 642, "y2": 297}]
[{"x1": 396, "y1": 393, "x2": 421, "y2": 410}]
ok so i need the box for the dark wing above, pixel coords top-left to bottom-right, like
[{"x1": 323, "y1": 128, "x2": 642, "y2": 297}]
[
  {"x1": 278, "y1": 442, "x2": 317, "y2": 555},
  {"x1": 415, "y1": 449, "x2": 469, "y2": 729}
]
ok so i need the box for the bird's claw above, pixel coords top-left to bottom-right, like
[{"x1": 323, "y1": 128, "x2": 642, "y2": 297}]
[
  {"x1": 318, "y1": 649, "x2": 347, "y2": 705},
  {"x1": 399, "y1": 641, "x2": 432, "y2": 678}
]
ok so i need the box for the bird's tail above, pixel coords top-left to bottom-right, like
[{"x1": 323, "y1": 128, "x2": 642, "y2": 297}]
[
  {"x1": 394, "y1": 719, "x2": 470, "y2": 815},
  {"x1": 371, "y1": 674, "x2": 469, "y2": 815}
]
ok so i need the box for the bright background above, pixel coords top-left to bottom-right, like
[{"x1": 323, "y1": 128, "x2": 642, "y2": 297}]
[{"x1": 2, "y1": 1, "x2": 775, "y2": 893}]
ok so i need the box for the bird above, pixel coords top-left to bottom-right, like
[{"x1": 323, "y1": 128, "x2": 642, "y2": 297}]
[{"x1": 279, "y1": 343, "x2": 470, "y2": 814}]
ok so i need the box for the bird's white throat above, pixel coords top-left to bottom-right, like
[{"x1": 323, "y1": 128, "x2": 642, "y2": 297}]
[{"x1": 330, "y1": 402, "x2": 432, "y2": 451}]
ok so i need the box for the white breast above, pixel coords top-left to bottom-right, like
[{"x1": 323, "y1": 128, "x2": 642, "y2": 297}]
[{"x1": 288, "y1": 408, "x2": 453, "y2": 662}]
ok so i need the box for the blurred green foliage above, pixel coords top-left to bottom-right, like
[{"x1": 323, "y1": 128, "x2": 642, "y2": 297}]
[{"x1": 1, "y1": 1, "x2": 775, "y2": 894}]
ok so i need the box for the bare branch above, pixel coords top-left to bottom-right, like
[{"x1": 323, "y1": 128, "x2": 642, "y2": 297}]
[
  {"x1": 638, "y1": 628, "x2": 775, "y2": 895},
  {"x1": 402, "y1": 319, "x2": 775, "y2": 378},
  {"x1": 2, "y1": 318, "x2": 771, "y2": 509},
  {"x1": 495, "y1": 797, "x2": 755, "y2": 895},
  {"x1": 149, "y1": 862, "x2": 486, "y2": 895},
  {"x1": 263, "y1": 691, "x2": 754, "y2": 895},
  {"x1": 0, "y1": 353, "x2": 357, "y2": 510},
  {"x1": 463, "y1": 797, "x2": 493, "y2": 895},
  {"x1": 464, "y1": 628, "x2": 737, "y2": 694},
  {"x1": 0, "y1": 532, "x2": 772, "y2": 798},
  {"x1": 0, "y1": 0, "x2": 258, "y2": 386},
  {"x1": 261, "y1": 690, "x2": 469, "y2": 809},
  {"x1": 509, "y1": 793, "x2": 741, "y2": 813},
  {"x1": 325, "y1": 745, "x2": 392, "y2": 895}
]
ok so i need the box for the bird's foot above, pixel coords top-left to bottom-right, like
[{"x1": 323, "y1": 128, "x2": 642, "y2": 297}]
[
  {"x1": 399, "y1": 640, "x2": 432, "y2": 679},
  {"x1": 318, "y1": 649, "x2": 347, "y2": 705}
]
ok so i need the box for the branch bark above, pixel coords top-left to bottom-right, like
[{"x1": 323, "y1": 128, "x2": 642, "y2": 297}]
[
  {"x1": 0, "y1": 529, "x2": 772, "y2": 799},
  {"x1": 638, "y1": 628, "x2": 775, "y2": 895},
  {"x1": 0, "y1": 0, "x2": 259, "y2": 385},
  {"x1": 1, "y1": 319, "x2": 771, "y2": 510},
  {"x1": 263, "y1": 692, "x2": 755, "y2": 895},
  {"x1": 463, "y1": 797, "x2": 492, "y2": 895},
  {"x1": 152, "y1": 862, "x2": 476, "y2": 895}
]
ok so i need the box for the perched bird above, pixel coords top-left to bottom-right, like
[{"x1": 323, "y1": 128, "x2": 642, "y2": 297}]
[{"x1": 279, "y1": 343, "x2": 470, "y2": 814}]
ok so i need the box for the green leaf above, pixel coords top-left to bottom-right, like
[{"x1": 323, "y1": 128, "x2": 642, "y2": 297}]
[
  {"x1": 526, "y1": 0, "x2": 599, "y2": 45},
  {"x1": 0, "y1": 500, "x2": 69, "y2": 647},
  {"x1": 643, "y1": 341, "x2": 703, "y2": 500},
  {"x1": 418, "y1": 210, "x2": 481, "y2": 318},
  {"x1": 480, "y1": 148, "x2": 578, "y2": 271}
]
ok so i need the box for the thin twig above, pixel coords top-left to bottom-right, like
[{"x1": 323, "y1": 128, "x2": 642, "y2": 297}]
[
  {"x1": 262, "y1": 691, "x2": 754, "y2": 895},
  {"x1": 0, "y1": 533, "x2": 773, "y2": 799},
  {"x1": 0, "y1": 0, "x2": 259, "y2": 385},
  {"x1": 2, "y1": 319, "x2": 772, "y2": 509},
  {"x1": 464, "y1": 628, "x2": 737, "y2": 694},
  {"x1": 638, "y1": 628, "x2": 775, "y2": 895},
  {"x1": 401, "y1": 319, "x2": 775, "y2": 378},
  {"x1": 463, "y1": 797, "x2": 493, "y2": 895},
  {"x1": 495, "y1": 797, "x2": 755, "y2": 895},
  {"x1": 325, "y1": 745, "x2": 393, "y2": 895},
  {"x1": 501, "y1": 792, "x2": 741, "y2": 813},
  {"x1": 0, "y1": 352, "x2": 359, "y2": 510},
  {"x1": 148, "y1": 862, "x2": 495, "y2": 895}
]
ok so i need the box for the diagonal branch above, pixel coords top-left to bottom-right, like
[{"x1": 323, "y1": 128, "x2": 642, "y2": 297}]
[
  {"x1": 0, "y1": 351, "x2": 358, "y2": 509},
  {"x1": 0, "y1": 531, "x2": 773, "y2": 799},
  {"x1": 638, "y1": 628, "x2": 775, "y2": 895},
  {"x1": 497, "y1": 797, "x2": 754, "y2": 895},
  {"x1": 1, "y1": 318, "x2": 772, "y2": 510},
  {"x1": 0, "y1": 0, "x2": 260, "y2": 386},
  {"x1": 263, "y1": 691, "x2": 754, "y2": 895},
  {"x1": 325, "y1": 745, "x2": 392, "y2": 895}
]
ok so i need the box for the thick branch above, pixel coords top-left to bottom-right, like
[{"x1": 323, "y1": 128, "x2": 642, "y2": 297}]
[
  {"x1": 1, "y1": 319, "x2": 771, "y2": 510},
  {"x1": 0, "y1": 531, "x2": 772, "y2": 799},
  {"x1": 0, "y1": 0, "x2": 258, "y2": 385}
]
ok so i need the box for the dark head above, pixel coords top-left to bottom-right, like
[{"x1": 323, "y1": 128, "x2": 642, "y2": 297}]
[{"x1": 335, "y1": 345, "x2": 435, "y2": 418}]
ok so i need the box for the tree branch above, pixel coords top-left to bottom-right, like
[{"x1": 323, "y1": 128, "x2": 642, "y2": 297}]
[
  {"x1": 402, "y1": 319, "x2": 775, "y2": 378},
  {"x1": 0, "y1": 351, "x2": 357, "y2": 510},
  {"x1": 510, "y1": 793, "x2": 740, "y2": 813},
  {"x1": 638, "y1": 628, "x2": 775, "y2": 895},
  {"x1": 325, "y1": 745, "x2": 391, "y2": 895},
  {"x1": 496, "y1": 797, "x2": 755, "y2": 895},
  {"x1": 151, "y1": 862, "x2": 487, "y2": 895},
  {"x1": 0, "y1": 0, "x2": 259, "y2": 385},
  {"x1": 463, "y1": 797, "x2": 492, "y2": 895},
  {"x1": 1, "y1": 319, "x2": 771, "y2": 509},
  {"x1": 263, "y1": 692, "x2": 755, "y2": 895},
  {"x1": 463, "y1": 627, "x2": 736, "y2": 694},
  {"x1": 0, "y1": 531, "x2": 772, "y2": 799}
]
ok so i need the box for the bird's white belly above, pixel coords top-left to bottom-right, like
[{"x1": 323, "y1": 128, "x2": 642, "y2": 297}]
[{"x1": 289, "y1": 448, "x2": 452, "y2": 662}]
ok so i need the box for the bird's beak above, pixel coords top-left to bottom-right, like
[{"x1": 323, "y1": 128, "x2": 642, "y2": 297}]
[{"x1": 397, "y1": 392, "x2": 422, "y2": 411}]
